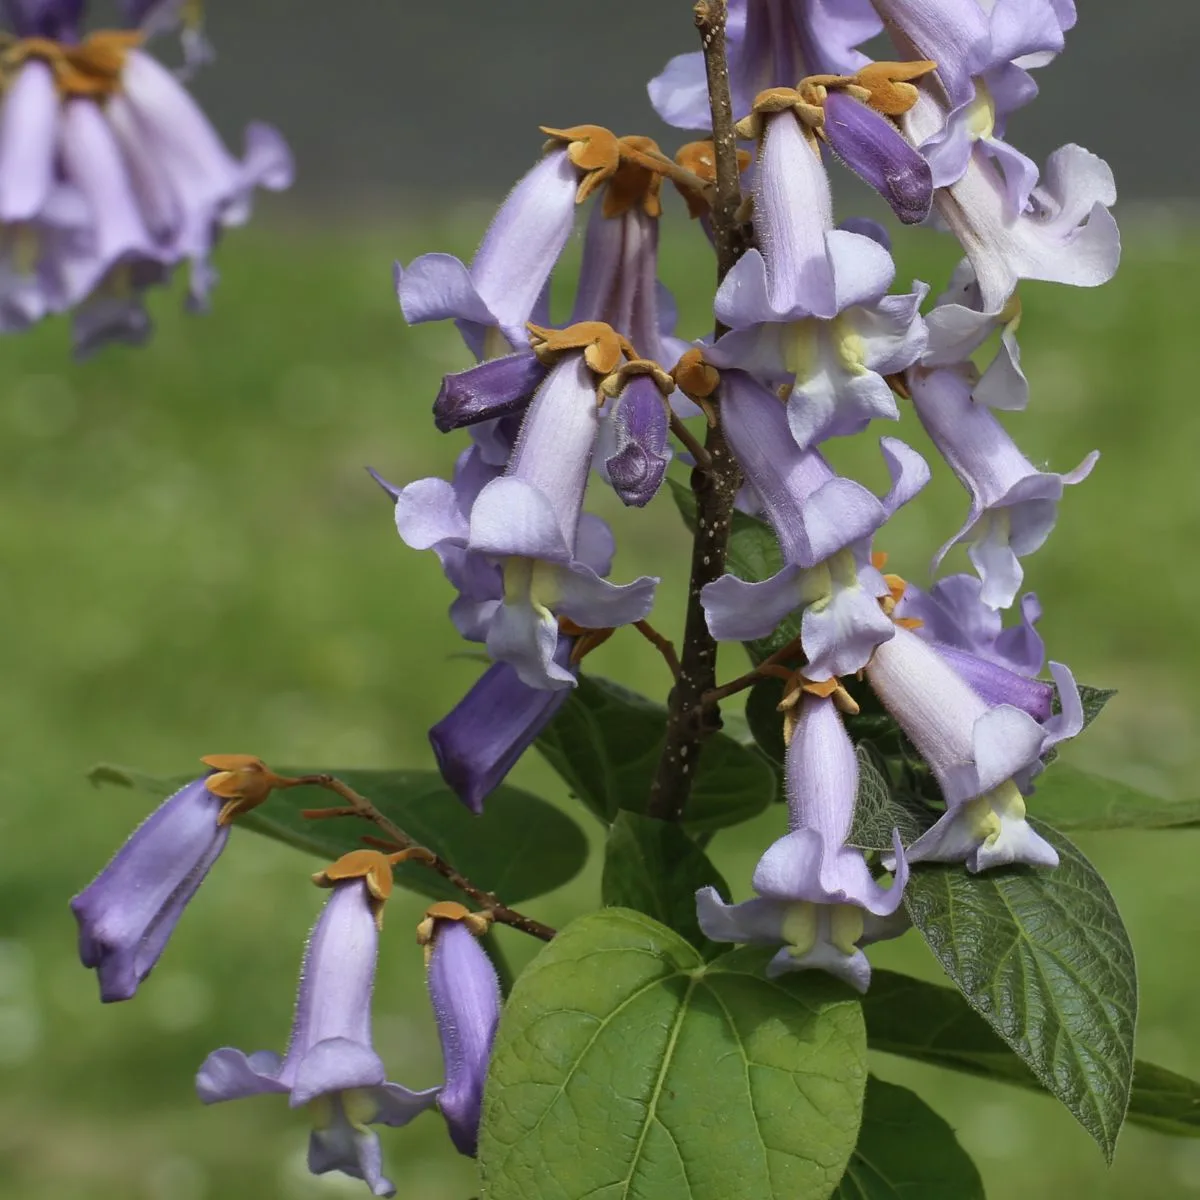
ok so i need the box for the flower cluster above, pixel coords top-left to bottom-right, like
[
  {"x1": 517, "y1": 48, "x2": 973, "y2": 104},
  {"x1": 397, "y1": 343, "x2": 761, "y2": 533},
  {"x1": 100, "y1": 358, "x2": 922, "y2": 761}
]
[
  {"x1": 0, "y1": 0, "x2": 291, "y2": 355},
  {"x1": 380, "y1": 0, "x2": 1114, "y2": 989},
  {"x1": 71, "y1": 762, "x2": 502, "y2": 1195}
]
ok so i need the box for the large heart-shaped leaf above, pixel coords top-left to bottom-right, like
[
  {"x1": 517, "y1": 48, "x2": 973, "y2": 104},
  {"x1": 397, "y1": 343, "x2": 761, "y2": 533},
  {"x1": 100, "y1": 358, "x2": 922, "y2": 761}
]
[
  {"x1": 863, "y1": 969, "x2": 1200, "y2": 1139},
  {"x1": 903, "y1": 823, "x2": 1137, "y2": 1160},
  {"x1": 478, "y1": 909, "x2": 867, "y2": 1200},
  {"x1": 832, "y1": 1076, "x2": 984, "y2": 1200},
  {"x1": 601, "y1": 811, "x2": 731, "y2": 957},
  {"x1": 1029, "y1": 762, "x2": 1200, "y2": 831},
  {"x1": 535, "y1": 674, "x2": 775, "y2": 832},
  {"x1": 89, "y1": 762, "x2": 588, "y2": 904}
]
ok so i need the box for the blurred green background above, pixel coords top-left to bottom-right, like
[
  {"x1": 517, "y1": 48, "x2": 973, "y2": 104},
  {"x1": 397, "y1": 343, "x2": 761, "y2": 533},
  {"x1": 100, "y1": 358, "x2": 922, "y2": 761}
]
[{"x1": 4, "y1": 206, "x2": 1199, "y2": 1200}]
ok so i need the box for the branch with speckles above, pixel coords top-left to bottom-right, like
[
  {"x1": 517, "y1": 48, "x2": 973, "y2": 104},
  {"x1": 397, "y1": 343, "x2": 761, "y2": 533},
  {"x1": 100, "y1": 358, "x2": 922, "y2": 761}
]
[{"x1": 647, "y1": 0, "x2": 748, "y2": 822}]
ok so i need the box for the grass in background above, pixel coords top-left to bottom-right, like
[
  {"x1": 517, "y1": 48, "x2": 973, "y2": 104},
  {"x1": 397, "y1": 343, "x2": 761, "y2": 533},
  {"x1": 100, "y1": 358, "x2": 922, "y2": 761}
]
[{"x1": 2, "y1": 209, "x2": 1199, "y2": 1199}]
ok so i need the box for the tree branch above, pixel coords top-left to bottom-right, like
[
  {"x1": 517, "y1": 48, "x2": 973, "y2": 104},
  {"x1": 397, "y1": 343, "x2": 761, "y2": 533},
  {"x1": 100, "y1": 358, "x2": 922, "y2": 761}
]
[
  {"x1": 647, "y1": 0, "x2": 748, "y2": 821},
  {"x1": 296, "y1": 773, "x2": 557, "y2": 941}
]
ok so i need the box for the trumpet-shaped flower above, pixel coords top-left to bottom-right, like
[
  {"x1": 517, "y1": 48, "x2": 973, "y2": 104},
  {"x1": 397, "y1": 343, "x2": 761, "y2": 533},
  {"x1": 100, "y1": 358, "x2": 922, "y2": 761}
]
[
  {"x1": 710, "y1": 108, "x2": 927, "y2": 448},
  {"x1": 909, "y1": 362, "x2": 1096, "y2": 609},
  {"x1": 197, "y1": 871, "x2": 439, "y2": 1197},
  {"x1": 866, "y1": 623, "x2": 1081, "y2": 871},
  {"x1": 701, "y1": 369, "x2": 928, "y2": 677},
  {"x1": 697, "y1": 691, "x2": 908, "y2": 992}
]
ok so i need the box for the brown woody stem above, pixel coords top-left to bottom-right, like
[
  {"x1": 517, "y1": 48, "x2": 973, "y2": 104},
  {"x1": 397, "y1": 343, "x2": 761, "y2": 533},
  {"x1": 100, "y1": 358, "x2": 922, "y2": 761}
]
[
  {"x1": 293, "y1": 774, "x2": 556, "y2": 941},
  {"x1": 646, "y1": 0, "x2": 748, "y2": 822}
]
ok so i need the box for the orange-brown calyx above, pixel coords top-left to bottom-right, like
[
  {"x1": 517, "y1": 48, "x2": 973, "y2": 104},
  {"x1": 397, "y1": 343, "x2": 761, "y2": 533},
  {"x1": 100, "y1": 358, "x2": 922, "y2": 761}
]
[
  {"x1": 777, "y1": 672, "x2": 860, "y2": 744},
  {"x1": 736, "y1": 87, "x2": 825, "y2": 144},
  {"x1": 312, "y1": 848, "x2": 422, "y2": 929},
  {"x1": 672, "y1": 140, "x2": 751, "y2": 218},
  {"x1": 877, "y1": 570, "x2": 922, "y2": 629},
  {"x1": 202, "y1": 754, "x2": 299, "y2": 825},
  {"x1": 558, "y1": 615, "x2": 616, "y2": 664},
  {"x1": 4, "y1": 31, "x2": 142, "y2": 99},
  {"x1": 416, "y1": 900, "x2": 493, "y2": 949},
  {"x1": 540, "y1": 125, "x2": 678, "y2": 217},
  {"x1": 526, "y1": 320, "x2": 637, "y2": 375},
  {"x1": 850, "y1": 60, "x2": 938, "y2": 116},
  {"x1": 599, "y1": 357, "x2": 675, "y2": 401},
  {"x1": 672, "y1": 348, "x2": 721, "y2": 403}
]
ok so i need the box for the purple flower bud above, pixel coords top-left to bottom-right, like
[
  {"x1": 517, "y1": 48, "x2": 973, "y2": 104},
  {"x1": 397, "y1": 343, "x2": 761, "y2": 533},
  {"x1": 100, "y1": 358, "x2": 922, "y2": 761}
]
[
  {"x1": 426, "y1": 918, "x2": 502, "y2": 1157},
  {"x1": 433, "y1": 351, "x2": 547, "y2": 433},
  {"x1": 430, "y1": 637, "x2": 576, "y2": 813},
  {"x1": 69, "y1": 776, "x2": 230, "y2": 1002},
  {"x1": 602, "y1": 375, "x2": 670, "y2": 507},
  {"x1": 822, "y1": 91, "x2": 932, "y2": 224},
  {"x1": 697, "y1": 693, "x2": 908, "y2": 993},
  {"x1": 2, "y1": 0, "x2": 82, "y2": 39},
  {"x1": 197, "y1": 876, "x2": 438, "y2": 1197},
  {"x1": 931, "y1": 642, "x2": 1054, "y2": 721}
]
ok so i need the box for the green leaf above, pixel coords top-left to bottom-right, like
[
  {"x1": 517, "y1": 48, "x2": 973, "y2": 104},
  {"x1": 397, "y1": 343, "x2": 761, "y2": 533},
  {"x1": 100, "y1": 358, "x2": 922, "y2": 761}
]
[
  {"x1": 479, "y1": 909, "x2": 867, "y2": 1200},
  {"x1": 832, "y1": 1076, "x2": 985, "y2": 1200},
  {"x1": 88, "y1": 763, "x2": 588, "y2": 904},
  {"x1": 864, "y1": 969, "x2": 1200, "y2": 1139},
  {"x1": 601, "y1": 812, "x2": 731, "y2": 957},
  {"x1": 535, "y1": 674, "x2": 775, "y2": 832},
  {"x1": 902, "y1": 823, "x2": 1137, "y2": 1160},
  {"x1": 1077, "y1": 684, "x2": 1117, "y2": 730},
  {"x1": 1030, "y1": 762, "x2": 1200, "y2": 831},
  {"x1": 745, "y1": 676, "x2": 787, "y2": 767},
  {"x1": 668, "y1": 477, "x2": 797, "y2": 661}
]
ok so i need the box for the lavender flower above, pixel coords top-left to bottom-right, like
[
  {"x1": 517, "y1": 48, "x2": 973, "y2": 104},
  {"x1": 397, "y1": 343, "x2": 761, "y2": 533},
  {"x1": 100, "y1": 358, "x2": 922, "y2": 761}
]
[
  {"x1": 598, "y1": 372, "x2": 672, "y2": 508},
  {"x1": 710, "y1": 105, "x2": 927, "y2": 448},
  {"x1": 70, "y1": 756, "x2": 285, "y2": 1002},
  {"x1": 0, "y1": 17, "x2": 291, "y2": 353},
  {"x1": 422, "y1": 910, "x2": 502, "y2": 1157},
  {"x1": 866, "y1": 624, "x2": 1082, "y2": 871},
  {"x1": 433, "y1": 351, "x2": 548, "y2": 434},
  {"x1": 649, "y1": 0, "x2": 882, "y2": 129},
  {"x1": 396, "y1": 148, "x2": 578, "y2": 358},
  {"x1": 197, "y1": 864, "x2": 439, "y2": 1198},
  {"x1": 431, "y1": 636, "x2": 576, "y2": 813},
  {"x1": 70, "y1": 775, "x2": 229, "y2": 1002},
  {"x1": 697, "y1": 690, "x2": 908, "y2": 993},
  {"x1": 382, "y1": 350, "x2": 657, "y2": 690},
  {"x1": 700, "y1": 369, "x2": 928, "y2": 677},
  {"x1": 908, "y1": 361, "x2": 1096, "y2": 610}
]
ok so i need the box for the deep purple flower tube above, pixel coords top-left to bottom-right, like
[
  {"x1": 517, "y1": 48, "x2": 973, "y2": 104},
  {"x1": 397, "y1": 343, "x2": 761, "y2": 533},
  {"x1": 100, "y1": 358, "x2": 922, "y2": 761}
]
[
  {"x1": 430, "y1": 636, "x2": 576, "y2": 814},
  {"x1": 603, "y1": 375, "x2": 671, "y2": 508},
  {"x1": 433, "y1": 351, "x2": 547, "y2": 433},
  {"x1": 822, "y1": 90, "x2": 932, "y2": 224},
  {"x1": 426, "y1": 916, "x2": 502, "y2": 1157},
  {"x1": 70, "y1": 775, "x2": 230, "y2": 1002}
]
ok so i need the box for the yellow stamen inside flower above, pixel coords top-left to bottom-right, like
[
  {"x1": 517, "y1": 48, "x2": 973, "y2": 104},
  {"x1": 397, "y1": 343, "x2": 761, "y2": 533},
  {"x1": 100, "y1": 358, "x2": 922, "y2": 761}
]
[
  {"x1": 965, "y1": 80, "x2": 997, "y2": 142},
  {"x1": 782, "y1": 319, "x2": 820, "y2": 382},
  {"x1": 829, "y1": 904, "x2": 865, "y2": 957},
  {"x1": 964, "y1": 780, "x2": 1026, "y2": 849},
  {"x1": 781, "y1": 902, "x2": 819, "y2": 958},
  {"x1": 502, "y1": 557, "x2": 562, "y2": 623},
  {"x1": 341, "y1": 1088, "x2": 381, "y2": 1130},
  {"x1": 833, "y1": 316, "x2": 868, "y2": 376}
]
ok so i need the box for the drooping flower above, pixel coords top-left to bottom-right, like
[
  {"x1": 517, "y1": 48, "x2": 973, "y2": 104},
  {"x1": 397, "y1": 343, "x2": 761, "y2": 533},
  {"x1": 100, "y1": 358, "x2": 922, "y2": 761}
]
[
  {"x1": 649, "y1": 0, "x2": 882, "y2": 129},
  {"x1": 197, "y1": 856, "x2": 439, "y2": 1198},
  {"x1": 70, "y1": 756, "x2": 286, "y2": 1001},
  {"x1": 597, "y1": 368, "x2": 672, "y2": 508},
  {"x1": 697, "y1": 688, "x2": 908, "y2": 993},
  {"x1": 709, "y1": 100, "x2": 927, "y2": 449},
  {"x1": 430, "y1": 635, "x2": 576, "y2": 814},
  {"x1": 865, "y1": 623, "x2": 1081, "y2": 871},
  {"x1": 700, "y1": 368, "x2": 928, "y2": 678},
  {"x1": 420, "y1": 905, "x2": 501, "y2": 1157},
  {"x1": 380, "y1": 333, "x2": 658, "y2": 690},
  {"x1": 433, "y1": 352, "x2": 548, "y2": 434},
  {"x1": 907, "y1": 361, "x2": 1096, "y2": 610},
  {"x1": 0, "y1": 12, "x2": 291, "y2": 353},
  {"x1": 395, "y1": 147, "x2": 579, "y2": 359}
]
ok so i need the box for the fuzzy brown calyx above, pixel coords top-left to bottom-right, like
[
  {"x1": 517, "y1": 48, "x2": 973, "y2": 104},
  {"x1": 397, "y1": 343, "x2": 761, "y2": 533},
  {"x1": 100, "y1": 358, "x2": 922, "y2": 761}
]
[
  {"x1": 598, "y1": 357, "x2": 675, "y2": 400},
  {"x1": 558, "y1": 615, "x2": 616, "y2": 664},
  {"x1": 778, "y1": 673, "x2": 860, "y2": 745},
  {"x1": 416, "y1": 901, "x2": 493, "y2": 957},
  {"x1": 201, "y1": 754, "x2": 300, "y2": 826},
  {"x1": 671, "y1": 348, "x2": 721, "y2": 402},
  {"x1": 673, "y1": 140, "x2": 752, "y2": 218},
  {"x1": 736, "y1": 86, "x2": 826, "y2": 144},
  {"x1": 526, "y1": 320, "x2": 638, "y2": 375},
  {"x1": 312, "y1": 847, "x2": 432, "y2": 929},
  {"x1": 3, "y1": 31, "x2": 142, "y2": 99}
]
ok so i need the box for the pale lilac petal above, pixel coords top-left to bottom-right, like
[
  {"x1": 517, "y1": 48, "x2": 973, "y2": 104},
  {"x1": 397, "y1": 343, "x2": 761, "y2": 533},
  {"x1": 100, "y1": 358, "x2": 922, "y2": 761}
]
[
  {"x1": 0, "y1": 61, "x2": 57, "y2": 221},
  {"x1": 695, "y1": 889, "x2": 786, "y2": 945},
  {"x1": 196, "y1": 1048, "x2": 286, "y2": 1102},
  {"x1": 574, "y1": 514, "x2": 615, "y2": 578},
  {"x1": 555, "y1": 563, "x2": 658, "y2": 630},
  {"x1": 394, "y1": 477, "x2": 469, "y2": 551},
  {"x1": 767, "y1": 939, "x2": 872, "y2": 993},
  {"x1": 868, "y1": 0, "x2": 990, "y2": 107},
  {"x1": 828, "y1": 228, "x2": 896, "y2": 312},
  {"x1": 396, "y1": 253, "x2": 493, "y2": 328},
  {"x1": 879, "y1": 436, "x2": 932, "y2": 517},
  {"x1": 702, "y1": 566, "x2": 803, "y2": 642},
  {"x1": 800, "y1": 568, "x2": 896, "y2": 679},
  {"x1": 486, "y1": 594, "x2": 569, "y2": 691},
  {"x1": 1041, "y1": 660, "x2": 1083, "y2": 748},
  {"x1": 467, "y1": 478, "x2": 572, "y2": 563},
  {"x1": 647, "y1": 50, "x2": 711, "y2": 130}
]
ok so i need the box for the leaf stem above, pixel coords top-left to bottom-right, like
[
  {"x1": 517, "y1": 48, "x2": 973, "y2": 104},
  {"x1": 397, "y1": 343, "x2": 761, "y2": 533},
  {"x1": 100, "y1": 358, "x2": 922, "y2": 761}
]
[
  {"x1": 647, "y1": 0, "x2": 748, "y2": 822},
  {"x1": 293, "y1": 773, "x2": 557, "y2": 941}
]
